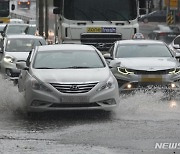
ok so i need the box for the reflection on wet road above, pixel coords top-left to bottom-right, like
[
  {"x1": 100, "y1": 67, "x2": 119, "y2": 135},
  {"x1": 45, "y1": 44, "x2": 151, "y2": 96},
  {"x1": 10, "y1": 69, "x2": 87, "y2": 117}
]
[{"x1": 1, "y1": 75, "x2": 180, "y2": 153}]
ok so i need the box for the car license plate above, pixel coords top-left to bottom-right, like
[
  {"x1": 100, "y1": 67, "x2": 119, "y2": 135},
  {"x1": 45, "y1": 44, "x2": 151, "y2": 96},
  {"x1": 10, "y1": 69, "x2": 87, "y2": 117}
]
[
  {"x1": 141, "y1": 75, "x2": 162, "y2": 82},
  {"x1": 61, "y1": 96, "x2": 89, "y2": 103},
  {"x1": 87, "y1": 27, "x2": 116, "y2": 33},
  {"x1": 87, "y1": 27, "x2": 102, "y2": 33}
]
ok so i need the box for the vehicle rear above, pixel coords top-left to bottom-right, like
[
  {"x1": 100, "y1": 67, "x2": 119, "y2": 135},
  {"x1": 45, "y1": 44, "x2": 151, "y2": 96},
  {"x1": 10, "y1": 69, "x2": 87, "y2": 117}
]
[{"x1": 17, "y1": 0, "x2": 31, "y2": 9}]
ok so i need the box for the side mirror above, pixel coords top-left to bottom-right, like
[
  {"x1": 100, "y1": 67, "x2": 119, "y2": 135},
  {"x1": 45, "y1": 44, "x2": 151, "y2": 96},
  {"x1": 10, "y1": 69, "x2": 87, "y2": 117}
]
[
  {"x1": 53, "y1": 7, "x2": 61, "y2": 14},
  {"x1": 0, "y1": 47, "x2": 2, "y2": 53},
  {"x1": 103, "y1": 53, "x2": 113, "y2": 60},
  {"x1": 175, "y1": 52, "x2": 180, "y2": 58},
  {"x1": 109, "y1": 60, "x2": 121, "y2": 68},
  {"x1": 11, "y1": 4, "x2": 15, "y2": 11},
  {"x1": 173, "y1": 44, "x2": 180, "y2": 49},
  {"x1": 16, "y1": 61, "x2": 28, "y2": 70}
]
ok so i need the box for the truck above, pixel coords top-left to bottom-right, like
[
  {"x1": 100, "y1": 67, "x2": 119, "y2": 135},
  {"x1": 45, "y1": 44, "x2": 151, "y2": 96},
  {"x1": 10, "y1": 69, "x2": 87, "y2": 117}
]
[
  {"x1": 0, "y1": 0, "x2": 15, "y2": 23},
  {"x1": 53, "y1": 0, "x2": 140, "y2": 51}
]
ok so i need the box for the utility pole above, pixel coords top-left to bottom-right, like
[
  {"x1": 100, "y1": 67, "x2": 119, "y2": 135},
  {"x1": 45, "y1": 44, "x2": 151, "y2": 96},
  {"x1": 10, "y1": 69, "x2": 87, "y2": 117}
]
[
  {"x1": 38, "y1": 0, "x2": 44, "y2": 36},
  {"x1": 45, "y1": 0, "x2": 49, "y2": 40}
]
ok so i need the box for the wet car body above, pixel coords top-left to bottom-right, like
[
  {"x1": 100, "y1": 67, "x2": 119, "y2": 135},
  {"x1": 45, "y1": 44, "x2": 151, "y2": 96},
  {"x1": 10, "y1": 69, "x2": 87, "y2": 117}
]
[
  {"x1": 0, "y1": 34, "x2": 46, "y2": 78},
  {"x1": 17, "y1": 44, "x2": 119, "y2": 113},
  {"x1": 105, "y1": 40, "x2": 180, "y2": 93}
]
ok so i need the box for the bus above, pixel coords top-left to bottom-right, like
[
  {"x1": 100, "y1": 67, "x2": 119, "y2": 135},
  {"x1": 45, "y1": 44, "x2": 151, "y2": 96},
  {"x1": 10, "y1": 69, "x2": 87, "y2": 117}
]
[
  {"x1": 53, "y1": 0, "x2": 139, "y2": 51},
  {"x1": 0, "y1": 0, "x2": 15, "y2": 23}
]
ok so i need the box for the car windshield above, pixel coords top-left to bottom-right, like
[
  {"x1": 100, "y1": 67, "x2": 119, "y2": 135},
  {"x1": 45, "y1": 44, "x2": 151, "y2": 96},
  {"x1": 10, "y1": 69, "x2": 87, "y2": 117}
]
[
  {"x1": 64, "y1": 0, "x2": 137, "y2": 21},
  {"x1": 115, "y1": 44, "x2": 173, "y2": 58},
  {"x1": 24, "y1": 25, "x2": 36, "y2": 35},
  {"x1": 5, "y1": 38, "x2": 45, "y2": 52},
  {"x1": 6, "y1": 25, "x2": 28, "y2": 34},
  {"x1": 33, "y1": 50, "x2": 105, "y2": 69},
  {"x1": 0, "y1": 1, "x2": 9, "y2": 17}
]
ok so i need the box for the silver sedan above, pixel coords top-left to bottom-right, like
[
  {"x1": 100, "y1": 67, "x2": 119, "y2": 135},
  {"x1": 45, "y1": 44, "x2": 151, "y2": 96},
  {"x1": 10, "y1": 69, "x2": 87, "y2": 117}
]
[
  {"x1": 104, "y1": 40, "x2": 180, "y2": 93},
  {"x1": 17, "y1": 44, "x2": 119, "y2": 113},
  {"x1": 0, "y1": 34, "x2": 46, "y2": 78}
]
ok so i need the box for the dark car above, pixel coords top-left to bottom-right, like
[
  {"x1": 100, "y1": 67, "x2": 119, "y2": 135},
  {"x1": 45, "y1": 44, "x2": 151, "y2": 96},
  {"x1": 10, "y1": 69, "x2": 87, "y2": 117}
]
[
  {"x1": 139, "y1": 10, "x2": 167, "y2": 23},
  {"x1": 17, "y1": 0, "x2": 31, "y2": 10},
  {"x1": 148, "y1": 25, "x2": 180, "y2": 44}
]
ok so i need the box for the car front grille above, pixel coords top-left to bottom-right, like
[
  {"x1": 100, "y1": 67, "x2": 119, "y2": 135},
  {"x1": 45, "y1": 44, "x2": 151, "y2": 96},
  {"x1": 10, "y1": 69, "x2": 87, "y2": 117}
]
[
  {"x1": 50, "y1": 102, "x2": 100, "y2": 108},
  {"x1": 50, "y1": 82, "x2": 98, "y2": 94},
  {"x1": 131, "y1": 69, "x2": 173, "y2": 75},
  {"x1": 81, "y1": 33, "x2": 121, "y2": 51}
]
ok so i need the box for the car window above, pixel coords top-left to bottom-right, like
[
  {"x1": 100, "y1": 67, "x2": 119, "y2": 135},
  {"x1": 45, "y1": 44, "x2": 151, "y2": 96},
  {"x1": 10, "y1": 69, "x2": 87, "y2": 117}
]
[
  {"x1": 5, "y1": 38, "x2": 45, "y2": 52},
  {"x1": 6, "y1": 25, "x2": 28, "y2": 34},
  {"x1": 115, "y1": 44, "x2": 173, "y2": 58},
  {"x1": 33, "y1": 50, "x2": 105, "y2": 69},
  {"x1": 174, "y1": 36, "x2": 180, "y2": 45}
]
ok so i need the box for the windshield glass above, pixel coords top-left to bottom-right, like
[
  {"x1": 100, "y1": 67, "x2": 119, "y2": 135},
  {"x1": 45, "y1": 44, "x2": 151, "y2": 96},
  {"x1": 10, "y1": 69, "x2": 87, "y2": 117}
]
[
  {"x1": 5, "y1": 38, "x2": 45, "y2": 52},
  {"x1": 116, "y1": 44, "x2": 173, "y2": 58},
  {"x1": 0, "y1": 1, "x2": 9, "y2": 17},
  {"x1": 33, "y1": 50, "x2": 105, "y2": 69},
  {"x1": 6, "y1": 25, "x2": 28, "y2": 35},
  {"x1": 64, "y1": 0, "x2": 137, "y2": 21}
]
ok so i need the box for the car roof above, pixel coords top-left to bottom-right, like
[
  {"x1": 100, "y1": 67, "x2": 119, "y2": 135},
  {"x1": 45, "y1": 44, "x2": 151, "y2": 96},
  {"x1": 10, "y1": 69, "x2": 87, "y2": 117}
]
[
  {"x1": 116, "y1": 40, "x2": 165, "y2": 45},
  {"x1": 6, "y1": 34, "x2": 45, "y2": 39},
  {"x1": 37, "y1": 44, "x2": 96, "y2": 52}
]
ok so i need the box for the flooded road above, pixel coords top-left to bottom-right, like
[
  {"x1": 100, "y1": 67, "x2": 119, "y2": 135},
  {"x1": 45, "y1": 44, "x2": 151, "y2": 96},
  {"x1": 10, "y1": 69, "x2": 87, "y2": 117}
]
[{"x1": 0, "y1": 75, "x2": 180, "y2": 153}]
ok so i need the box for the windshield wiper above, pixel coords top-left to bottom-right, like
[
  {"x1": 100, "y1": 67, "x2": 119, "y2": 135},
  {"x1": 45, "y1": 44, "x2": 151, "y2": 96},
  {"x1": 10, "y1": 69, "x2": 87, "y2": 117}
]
[
  {"x1": 107, "y1": 9, "x2": 130, "y2": 24},
  {"x1": 62, "y1": 66, "x2": 91, "y2": 69},
  {"x1": 75, "y1": 7, "x2": 94, "y2": 23},
  {"x1": 91, "y1": 8, "x2": 112, "y2": 24}
]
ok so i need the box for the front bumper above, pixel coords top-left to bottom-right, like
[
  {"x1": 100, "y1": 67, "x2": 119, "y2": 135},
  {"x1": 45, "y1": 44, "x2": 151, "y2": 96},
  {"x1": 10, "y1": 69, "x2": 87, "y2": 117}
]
[
  {"x1": 113, "y1": 71, "x2": 180, "y2": 93},
  {"x1": 1, "y1": 61, "x2": 20, "y2": 78},
  {"x1": 24, "y1": 81, "x2": 120, "y2": 112}
]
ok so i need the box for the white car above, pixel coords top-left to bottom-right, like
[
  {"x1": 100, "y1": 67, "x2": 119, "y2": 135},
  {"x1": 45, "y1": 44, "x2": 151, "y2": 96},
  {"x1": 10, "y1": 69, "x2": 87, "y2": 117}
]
[
  {"x1": 105, "y1": 40, "x2": 180, "y2": 93},
  {"x1": 0, "y1": 34, "x2": 46, "y2": 78},
  {"x1": 17, "y1": 44, "x2": 119, "y2": 113}
]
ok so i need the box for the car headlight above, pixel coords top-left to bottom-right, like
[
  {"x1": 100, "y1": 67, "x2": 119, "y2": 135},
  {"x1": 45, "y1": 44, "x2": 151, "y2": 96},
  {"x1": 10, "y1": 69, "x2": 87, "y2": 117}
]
[
  {"x1": 31, "y1": 78, "x2": 51, "y2": 92},
  {"x1": 117, "y1": 67, "x2": 134, "y2": 75},
  {"x1": 169, "y1": 68, "x2": 180, "y2": 74},
  {"x1": 97, "y1": 77, "x2": 114, "y2": 92},
  {"x1": 4, "y1": 56, "x2": 15, "y2": 63}
]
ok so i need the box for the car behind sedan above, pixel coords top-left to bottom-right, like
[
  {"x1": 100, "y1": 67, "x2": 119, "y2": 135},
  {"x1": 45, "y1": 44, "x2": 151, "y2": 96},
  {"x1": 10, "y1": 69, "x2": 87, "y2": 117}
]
[
  {"x1": 17, "y1": 44, "x2": 119, "y2": 113},
  {"x1": 0, "y1": 34, "x2": 46, "y2": 78},
  {"x1": 105, "y1": 40, "x2": 180, "y2": 93},
  {"x1": 148, "y1": 25, "x2": 180, "y2": 44}
]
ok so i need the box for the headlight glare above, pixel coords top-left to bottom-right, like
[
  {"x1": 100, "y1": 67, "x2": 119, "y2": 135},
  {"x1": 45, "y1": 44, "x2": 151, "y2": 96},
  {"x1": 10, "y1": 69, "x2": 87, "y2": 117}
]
[
  {"x1": 169, "y1": 68, "x2": 180, "y2": 74},
  {"x1": 117, "y1": 67, "x2": 134, "y2": 75},
  {"x1": 4, "y1": 56, "x2": 15, "y2": 63}
]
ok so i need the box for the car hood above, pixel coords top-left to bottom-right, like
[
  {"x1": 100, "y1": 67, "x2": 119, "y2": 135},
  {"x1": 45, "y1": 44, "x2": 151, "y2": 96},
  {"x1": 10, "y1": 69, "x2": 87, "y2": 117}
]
[
  {"x1": 117, "y1": 57, "x2": 179, "y2": 71},
  {"x1": 32, "y1": 68, "x2": 111, "y2": 83},
  {"x1": 6, "y1": 52, "x2": 29, "y2": 61}
]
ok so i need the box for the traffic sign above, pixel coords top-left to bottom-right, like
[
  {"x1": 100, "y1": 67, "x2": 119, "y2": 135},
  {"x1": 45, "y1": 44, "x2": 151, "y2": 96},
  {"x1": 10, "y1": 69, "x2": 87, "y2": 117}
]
[{"x1": 164, "y1": 0, "x2": 178, "y2": 10}]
